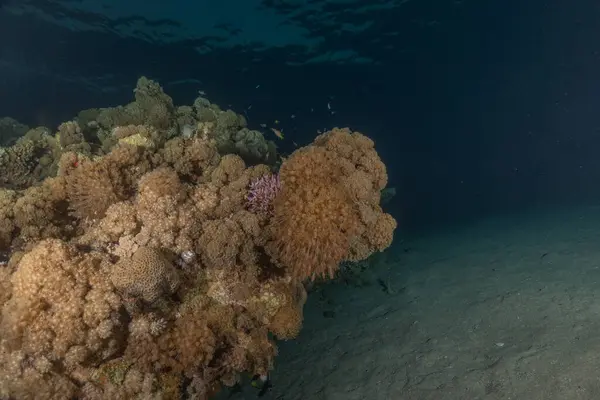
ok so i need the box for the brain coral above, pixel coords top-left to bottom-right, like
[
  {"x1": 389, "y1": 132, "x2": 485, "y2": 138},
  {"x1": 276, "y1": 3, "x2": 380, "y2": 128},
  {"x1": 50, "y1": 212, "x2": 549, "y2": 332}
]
[{"x1": 110, "y1": 246, "x2": 180, "y2": 303}]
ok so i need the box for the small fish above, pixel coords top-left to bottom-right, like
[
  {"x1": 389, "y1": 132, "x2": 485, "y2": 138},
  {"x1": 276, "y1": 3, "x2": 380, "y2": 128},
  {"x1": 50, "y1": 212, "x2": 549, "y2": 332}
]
[
  {"x1": 291, "y1": 114, "x2": 296, "y2": 119},
  {"x1": 255, "y1": 84, "x2": 261, "y2": 89},
  {"x1": 259, "y1": 123, "x2": 267, "y2": 128},
  {"x1": 247, "y1": 104, "x2": 252, "y2": 110},
  {"x1": 327, "y1": 102, "x2": 331, "y2": 110},
  {"x1": 271, "y1": 127, "x2": 284, "y2": 140},
  {"x1": 198, "y1": 90, "x2": 207, "y2": 96}
]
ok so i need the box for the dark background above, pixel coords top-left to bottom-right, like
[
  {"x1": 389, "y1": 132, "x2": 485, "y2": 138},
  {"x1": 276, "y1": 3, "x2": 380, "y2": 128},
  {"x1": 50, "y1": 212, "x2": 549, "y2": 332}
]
[{"x1": 2, "y1": 0, "x2": 600, "y2": 231}]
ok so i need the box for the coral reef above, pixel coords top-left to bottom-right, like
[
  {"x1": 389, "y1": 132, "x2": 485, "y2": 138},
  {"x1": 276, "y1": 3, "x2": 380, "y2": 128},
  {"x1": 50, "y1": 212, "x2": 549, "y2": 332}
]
[{"x1": 0, "y1": 78, "x2": 397, "y2": 399}]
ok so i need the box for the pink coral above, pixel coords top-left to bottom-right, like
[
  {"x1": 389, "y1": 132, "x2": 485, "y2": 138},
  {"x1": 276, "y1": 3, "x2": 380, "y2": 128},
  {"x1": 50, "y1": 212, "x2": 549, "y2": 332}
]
[{"x1": 246, "y1": 173, "x2": 280, "y2": 215}]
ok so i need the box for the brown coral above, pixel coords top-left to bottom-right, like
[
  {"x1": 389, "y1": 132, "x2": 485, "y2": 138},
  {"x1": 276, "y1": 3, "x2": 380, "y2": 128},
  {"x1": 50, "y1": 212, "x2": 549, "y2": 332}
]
[
  {"x1": 266, "y1": 128, "x2": 396, "y2": 281},
  {"x1": 66, "y1": 144, "x2": 153, "y2": 221},
  {"x1": 264, "y1": 280, "x2": 307, "y2": 340},
  {"x1": 0, "y1": 138, "x2": 54, "y2": 189},
  {"x1": 110, "y1": 246, "x2": 180, "y2": 303},
  {"x1": 0, "y1": 189, "x2": 18, "y2": 250},
  {"x1": 267, "y1": 146, "x2": 360, "y2": 280},
  {"x1": 57, "y1": 121, "x2": 91, "y2": 154},
  {"x1": 159, "y1": 136, "x2": 220, "y2": 181},
  {"x1": 12, "y1": 176, "x2": 72, "y2": 242},
  {"x1": 0, "y1": 239, "x2": 124, "y2": 398},
  {"x1": 134, "y1": 167, "x2": 201, "y2": 252},
  {"x1": 66, "y1": 160, "x2": 125, "y2": 220}
]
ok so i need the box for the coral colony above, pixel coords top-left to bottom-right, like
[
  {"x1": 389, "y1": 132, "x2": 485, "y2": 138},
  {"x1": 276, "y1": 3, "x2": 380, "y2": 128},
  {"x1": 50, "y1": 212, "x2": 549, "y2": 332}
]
[
  {"x1": 247, "y1": 173, "x2": 281, "y2": 215},
  {"x1": 0, "y1": 77, "x2": 396, "y2": 399}
]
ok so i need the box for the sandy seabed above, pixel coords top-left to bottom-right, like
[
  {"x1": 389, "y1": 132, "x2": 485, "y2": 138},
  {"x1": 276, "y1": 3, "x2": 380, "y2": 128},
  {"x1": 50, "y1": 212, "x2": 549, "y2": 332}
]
[{"x1": 223, "y1": 206, "x2": 600, "y2": 400}]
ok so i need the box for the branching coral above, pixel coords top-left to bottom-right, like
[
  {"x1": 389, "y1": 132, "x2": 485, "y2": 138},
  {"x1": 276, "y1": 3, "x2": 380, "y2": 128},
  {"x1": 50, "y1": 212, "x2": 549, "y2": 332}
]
[
  {"x1": 0, "y1": 79, "x2": 397, "y2": 399},
  {"x1": 247, "y1": 173, "x2": 280, "y2": 216}
]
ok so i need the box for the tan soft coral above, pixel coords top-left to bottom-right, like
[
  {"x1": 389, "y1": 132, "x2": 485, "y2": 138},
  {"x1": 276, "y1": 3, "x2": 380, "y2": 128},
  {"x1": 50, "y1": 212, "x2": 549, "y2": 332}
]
[
  {"x1": 0, "y1": 189, "x2": 18, "y2": 251},
  {"x1": 317, "y1": 128, "x2": 397, "y2": 260},
  {"x1": 124, "y1": 300, "x2": 220, "y2": 377},
  {"x1": 66, "y1": 144, "x2": 154, "y2": 221},
  {"x1": 12, "y1": 176, "x2": 73, "y2": 242},
  {"x1": 66, "y1": 160, "x2": 126, "y2": 220},
  {"x1": 209, "y1": 154, "x2": 256, "y2": 218},
  {"x1": 267, "y1": 146, "x2": 360, "y2": 280},
  {"x1": 57, "y1": 121, "x2": 91, "y2": 155},
  {"x1": 133, "y1": 167, "x2": 201, "y2": 253},
  {"x1": 265, "y1": 280, "x2": 307, "y2": 340},
  {"x1": 77, "y1": 201, "x2": 139, "y2": 250},
  {"x1": 0, "y1": 134, "x2": 59, "y2": 190},
  {"x1": 0, "y1": 239, "x2": 124, "y2": 398},
  {"x1": 243, "y1": 278, "x2": 307, "y2": 340},
  {"x1": 267, "y1": 128, "x2": 396, "y2": 280},
  {"x1": 159, "y1": 136, "x2": 220, "y2": 181},
  {"x1": 197, "y1": 217, "x2": 249, "y2": 270}
]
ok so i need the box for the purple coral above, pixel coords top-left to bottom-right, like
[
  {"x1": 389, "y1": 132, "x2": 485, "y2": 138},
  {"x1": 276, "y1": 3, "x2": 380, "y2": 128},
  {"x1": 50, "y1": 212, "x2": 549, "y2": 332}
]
[{"x1": 247, "y1": 173, "x2": 281, "y2": 215}]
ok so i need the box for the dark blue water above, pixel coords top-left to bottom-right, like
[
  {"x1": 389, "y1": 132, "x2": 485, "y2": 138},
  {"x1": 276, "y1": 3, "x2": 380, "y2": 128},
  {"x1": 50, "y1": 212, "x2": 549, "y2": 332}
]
[{"x1": 4, "y1": 0, "x2": 600, "y2": 231}]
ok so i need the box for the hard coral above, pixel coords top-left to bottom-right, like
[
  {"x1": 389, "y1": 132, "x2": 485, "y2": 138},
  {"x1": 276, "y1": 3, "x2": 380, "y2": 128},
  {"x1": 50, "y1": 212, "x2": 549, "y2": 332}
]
[{"x1": 110, "y1": 246, "x2": 180, "y2": 303}]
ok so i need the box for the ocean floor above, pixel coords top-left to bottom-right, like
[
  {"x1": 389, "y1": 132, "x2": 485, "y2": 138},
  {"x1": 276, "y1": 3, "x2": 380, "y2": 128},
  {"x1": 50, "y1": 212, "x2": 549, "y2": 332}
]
[{"x1": 221, "y1": 205, "x2": 600, "y2": 400}]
